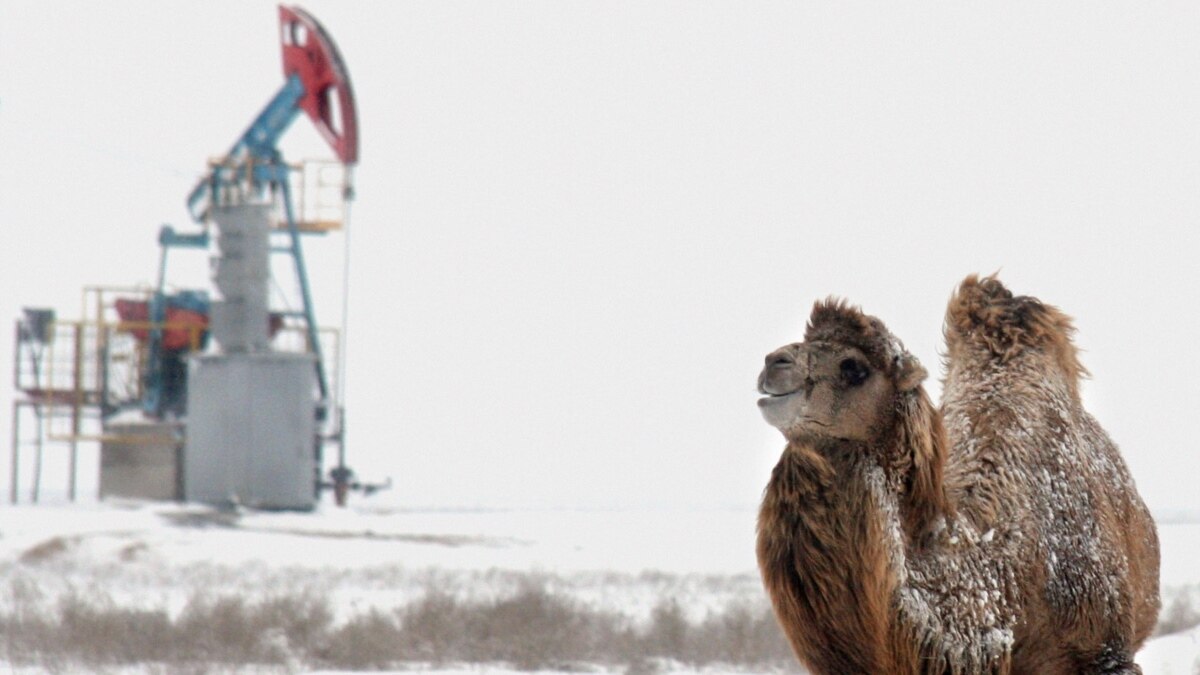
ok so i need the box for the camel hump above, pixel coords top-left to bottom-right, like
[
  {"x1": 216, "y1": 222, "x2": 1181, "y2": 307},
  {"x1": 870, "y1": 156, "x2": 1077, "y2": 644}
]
[{"x1": 945, "y1": 274, "x2": 1089, "y2": 385}]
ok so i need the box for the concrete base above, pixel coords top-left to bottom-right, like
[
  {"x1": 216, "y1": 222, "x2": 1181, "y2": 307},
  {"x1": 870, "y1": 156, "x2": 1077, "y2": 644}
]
[{"x1": 100, "y1": 421, "x2": 182, "y2": 501}]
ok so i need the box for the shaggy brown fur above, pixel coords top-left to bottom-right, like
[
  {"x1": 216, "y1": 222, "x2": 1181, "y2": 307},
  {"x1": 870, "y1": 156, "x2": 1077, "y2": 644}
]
[{"x1": 755, "y1": 276, "x2": 1160, "y2": 675}]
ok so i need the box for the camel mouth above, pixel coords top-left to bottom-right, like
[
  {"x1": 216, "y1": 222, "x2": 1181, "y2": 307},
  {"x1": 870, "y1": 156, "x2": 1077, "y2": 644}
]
[{"x1": 757, "y1": 391, "x2": 798, "y2": 407}]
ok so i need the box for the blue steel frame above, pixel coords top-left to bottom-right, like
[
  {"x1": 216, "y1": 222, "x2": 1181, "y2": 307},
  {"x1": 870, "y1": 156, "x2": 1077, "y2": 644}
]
[
  {"x1": 186, "y1": 74, "x2": 306, "y2": 221},
  {"x1": 149, "y1": 72, "x2": 330, "y2": 415},
  {"x1": 143, "y1": 226, "x2": 210, "y2": 416}
]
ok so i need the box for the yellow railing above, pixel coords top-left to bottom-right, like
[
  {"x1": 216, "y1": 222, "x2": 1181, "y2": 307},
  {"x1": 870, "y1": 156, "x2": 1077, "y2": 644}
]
[
  {"x1": 288, "y1": 159, "x2": 350, "y2": 232},
  {"x1": 197, "y1": 157, "x2": 349, "y2": 232},
  {"x1": 21, "y1": 319, "x2": 339, "y2": 438}
]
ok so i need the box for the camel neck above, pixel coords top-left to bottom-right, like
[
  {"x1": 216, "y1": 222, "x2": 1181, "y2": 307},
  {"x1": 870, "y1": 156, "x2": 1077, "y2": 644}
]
[
  {"x1": 757, "y1": 445, "x2": 1007, "y2": 672},
  {"x1": 757, "y1": 444, "x2": 904, "y2": 674}
]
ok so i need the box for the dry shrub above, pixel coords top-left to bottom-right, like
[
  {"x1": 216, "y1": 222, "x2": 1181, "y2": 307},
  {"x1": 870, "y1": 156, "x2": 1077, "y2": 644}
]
[
  {"x1": 642, "y1": 600, "x2": 689, "y2": 657},
  {"x1": 19, "y1": 536, "x2": 72, "y2": 565},
  {"x1": 320, "y1": 610, "x2": 405, "y2": 669},
  {"x1": 1156, "y1": 585, "x2": 1200, "y2": 636},
  {"x1": 177, "y1": 593, "x2": 332, "y2": 663},
  {"x1": 58, "y1": 595, "x2": 176, "y2": 663},
  {"x1": 397, "y1": 591, "x2": 467, "y2": 659},
  {"x1": 315, "y1": 584, "x2": 794, "y2": 671},
  {"x1": 462, "y1": 583, "x2": 602, "y2": 668},
  {"x1": 3, "y1": 592, "x2": 330, "y2": 671},
  {"x1": 0, "y1": 573, "x2": 799, "y2": 672},
  {"x1": 332, "y1": 583, "x2": 624, "y2": 670},
  {"x1": 1, "y1": 595, "x2": 174, "y2": 670},
  {"x1": 689, "y1": 603, "x2": 796, "y2": 664},
  {"x1": 0, "y1": 613, "x2": 58, "y2": 667},
  {"x1": 638, "y1": 599, "x2": 795, "y2": 667}
]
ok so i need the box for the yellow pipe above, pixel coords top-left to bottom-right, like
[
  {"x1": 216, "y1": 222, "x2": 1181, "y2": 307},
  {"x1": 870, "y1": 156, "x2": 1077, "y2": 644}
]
[{"x1": 46, "y1": 432, "x2": 177, "y2": 445}]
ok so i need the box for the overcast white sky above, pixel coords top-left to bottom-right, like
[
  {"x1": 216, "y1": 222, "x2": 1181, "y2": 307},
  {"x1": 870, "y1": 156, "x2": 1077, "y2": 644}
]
[{"x1": 1, "y1": 2, "x2": 1198, "y2": 513}]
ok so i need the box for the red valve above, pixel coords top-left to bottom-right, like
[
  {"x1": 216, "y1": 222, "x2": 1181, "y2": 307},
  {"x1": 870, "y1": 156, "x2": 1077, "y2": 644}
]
[{"x1": 279, "y1": 5, "x2": 359, "y2": 164}]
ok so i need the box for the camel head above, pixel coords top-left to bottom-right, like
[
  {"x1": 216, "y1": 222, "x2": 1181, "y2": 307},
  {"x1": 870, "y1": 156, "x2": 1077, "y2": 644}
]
[
  {"x1": 757, "y1": 299, "x2": 928, "y2": 445},
  {"x1": 757, "y1": 298, "x2": 952, "y2": 535}
]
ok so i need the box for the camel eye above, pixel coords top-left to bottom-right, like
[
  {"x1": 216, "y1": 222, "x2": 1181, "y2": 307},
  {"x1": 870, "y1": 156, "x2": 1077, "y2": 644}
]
[{"x1": 840, "y1": 358, "x2": 869, "y2": 386}]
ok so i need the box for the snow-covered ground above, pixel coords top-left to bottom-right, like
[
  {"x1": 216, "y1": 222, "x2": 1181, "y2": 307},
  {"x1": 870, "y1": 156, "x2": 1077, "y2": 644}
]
[
  {"x1": 1, "y1": 498, "x2": 1197, "y2": 673},
  {"x1": 0, "y1": 500, "x2": 767, "y2": 626}
]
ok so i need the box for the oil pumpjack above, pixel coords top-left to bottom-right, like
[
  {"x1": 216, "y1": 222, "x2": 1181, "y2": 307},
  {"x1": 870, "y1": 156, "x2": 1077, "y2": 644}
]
[{"x1": 10, "y1": 6, "x2": 381, "y2": 509}]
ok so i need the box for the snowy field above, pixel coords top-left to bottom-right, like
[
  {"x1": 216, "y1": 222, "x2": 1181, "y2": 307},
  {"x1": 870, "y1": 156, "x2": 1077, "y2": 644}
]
[{"x1": 1, "y1": 498, "x2": 1198, "y2": 674}]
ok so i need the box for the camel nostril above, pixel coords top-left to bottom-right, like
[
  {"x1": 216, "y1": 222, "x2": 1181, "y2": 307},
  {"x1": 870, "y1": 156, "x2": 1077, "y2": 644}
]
[{"x1": 767, "y1": 353, "x2": 794, "y2": 370}]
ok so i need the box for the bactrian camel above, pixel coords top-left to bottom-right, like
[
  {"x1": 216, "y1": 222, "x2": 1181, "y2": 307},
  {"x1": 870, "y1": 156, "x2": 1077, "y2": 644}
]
[{"x1": 755, "y1": 275, "x2": 1159, "y2": 674}]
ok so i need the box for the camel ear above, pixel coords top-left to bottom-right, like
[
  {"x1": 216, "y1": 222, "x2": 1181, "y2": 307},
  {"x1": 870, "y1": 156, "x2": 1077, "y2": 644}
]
[{"x1": 894, "y1": 353, "x2": 927, "y2": 393}]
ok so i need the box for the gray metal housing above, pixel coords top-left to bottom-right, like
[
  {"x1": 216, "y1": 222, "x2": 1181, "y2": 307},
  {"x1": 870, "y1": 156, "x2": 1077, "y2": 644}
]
[{"x1": 184, "y1": 336, "x2": 318, "y2": 509}]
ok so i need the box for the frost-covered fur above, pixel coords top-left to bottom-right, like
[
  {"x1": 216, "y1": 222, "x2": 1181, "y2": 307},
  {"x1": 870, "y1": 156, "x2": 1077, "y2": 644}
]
[
  {"x1": 940, "y1": 275, "x2": 1160, "y2": 673},
  {"x1": 756, "y1": 276, "x2": 1160, "y2": 675}
]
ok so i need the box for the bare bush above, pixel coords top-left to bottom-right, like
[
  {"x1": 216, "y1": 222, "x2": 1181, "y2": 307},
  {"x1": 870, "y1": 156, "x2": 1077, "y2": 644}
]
[
  {"x1": 461, "y1": 583, "x2": 606, "y2": 668},
  {"x1": 690, "y1": 602, "x2": 796, "y2": 664},
  {"x1": 18, "y1": 537, "x2": 73, "y2": 565},
  {"x1": 58, "y1": 594, "x2": 176, "y2": 663},
  {"x1": 398, "y1": 590, "x2": 466, "y2": 660},
  {"x1": 0, "y1": 573, "x2": 799, "y2": 672},
  {"x1": 1156, "y1": 585, "x2": 1200, "y2": 636},
  {"x1": 320, "y1": 610, "x2": 406, "y2": 669}
]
